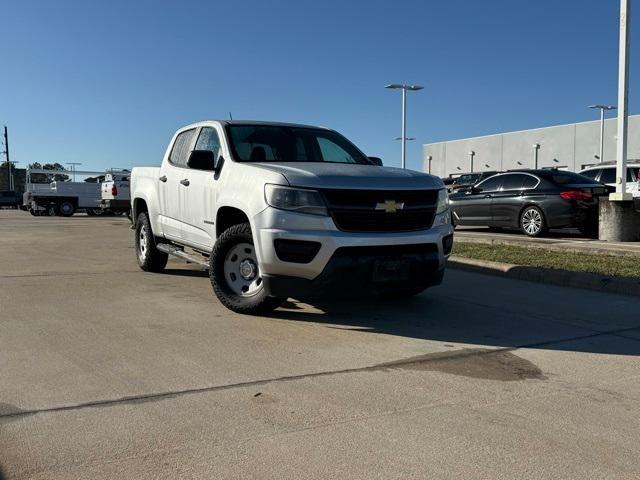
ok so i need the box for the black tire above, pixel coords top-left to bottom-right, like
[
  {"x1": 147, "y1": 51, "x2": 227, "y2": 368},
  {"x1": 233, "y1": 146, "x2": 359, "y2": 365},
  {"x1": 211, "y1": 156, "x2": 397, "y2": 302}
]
[
  {"x1": 209, "y1": 222, "x2": 284, "y2": 314},
  {"x1": 46, "y1": 204, "x2": 58, "y2": 217},
  {"x1": 58, "y1": 201, "x2": 75, "y2": 217},
  {"x1": 86, "y1": 208, "x2": 103, "y2": 217},
  {"x1": 520, "y1": 206, "x2": 547, "y2": 237},
  {"x1": 29, "y1": 208, "x2": 37, "y2": 216},
  {"x1": 578, "y1": 222, "x2": 599, "y2": 239},
  {"x1": 135, "y1": 212, "x2": 168, "y2": 272}
]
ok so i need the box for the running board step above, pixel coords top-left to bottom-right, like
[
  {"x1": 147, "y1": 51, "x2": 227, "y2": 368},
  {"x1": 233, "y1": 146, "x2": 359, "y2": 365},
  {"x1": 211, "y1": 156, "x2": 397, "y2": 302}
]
[{"x1": 156, "y1": 243, "x2": 210, "y2": 269}]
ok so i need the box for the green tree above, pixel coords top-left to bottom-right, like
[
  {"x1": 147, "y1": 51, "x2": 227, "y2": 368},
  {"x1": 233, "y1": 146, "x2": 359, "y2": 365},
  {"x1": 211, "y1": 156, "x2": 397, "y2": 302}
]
[
  {"x1": 27, "y1": 162, "x2": 70, "y2": 183},
  {"x1": 0, "y1": 161, "x2": 26, "y2": 194}
]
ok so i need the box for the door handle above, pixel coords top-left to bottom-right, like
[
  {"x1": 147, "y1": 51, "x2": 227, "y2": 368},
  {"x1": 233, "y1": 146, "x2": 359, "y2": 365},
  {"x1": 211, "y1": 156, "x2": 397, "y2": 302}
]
[
  {"x1": 484, "y1": 194, "x2": 492, "y2": 198},
  {"x1": 159, "y1": 175, "x2": 167, "y2": 183},
  {"x1": 180, "y1": 179, "x2": 190, "y2": 186}
]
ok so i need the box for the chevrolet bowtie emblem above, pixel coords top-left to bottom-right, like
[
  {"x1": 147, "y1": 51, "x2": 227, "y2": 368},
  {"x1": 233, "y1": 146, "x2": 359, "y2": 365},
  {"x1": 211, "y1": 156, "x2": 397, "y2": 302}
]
[{"x1": 375, "y1": 200, "x2": 405, "y2": 213}]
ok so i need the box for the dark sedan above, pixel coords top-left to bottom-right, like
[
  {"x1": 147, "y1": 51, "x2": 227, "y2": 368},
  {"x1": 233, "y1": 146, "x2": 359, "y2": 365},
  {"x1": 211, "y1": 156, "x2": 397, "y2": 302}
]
[{"x1": 449, "y1": 170, "x2": 608, "y2": 237}]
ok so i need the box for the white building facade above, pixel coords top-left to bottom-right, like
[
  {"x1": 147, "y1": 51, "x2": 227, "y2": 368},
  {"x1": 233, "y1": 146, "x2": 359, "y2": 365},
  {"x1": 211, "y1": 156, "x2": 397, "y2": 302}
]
[{"x1": 422, "y1": 114, "x2": 640, "y2": 178}]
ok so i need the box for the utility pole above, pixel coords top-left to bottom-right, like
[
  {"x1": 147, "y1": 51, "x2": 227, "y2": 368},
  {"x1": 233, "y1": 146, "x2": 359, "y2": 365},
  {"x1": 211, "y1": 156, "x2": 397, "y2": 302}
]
[{"x1": 3, "y1": 126, "x2": 11, "y2": 191}]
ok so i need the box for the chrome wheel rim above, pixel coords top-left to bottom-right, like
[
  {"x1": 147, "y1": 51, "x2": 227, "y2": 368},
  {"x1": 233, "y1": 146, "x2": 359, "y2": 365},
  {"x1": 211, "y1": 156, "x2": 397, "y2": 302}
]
[
  {"x1": 224, "y1": 242, "x2": 262, "y2": 297},
  {"x1": 522, "y1": 208, "x2": 542, "y2": 235},
  {"x1": 138, "y1": 224, "x2": 148, "y2": 261}
]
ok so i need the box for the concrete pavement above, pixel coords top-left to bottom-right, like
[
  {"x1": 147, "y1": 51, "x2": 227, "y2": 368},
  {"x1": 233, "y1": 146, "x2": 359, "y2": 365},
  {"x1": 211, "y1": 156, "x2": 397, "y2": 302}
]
[{"x1": 1, "y1": 210, "x2": 639, "y2": 479}]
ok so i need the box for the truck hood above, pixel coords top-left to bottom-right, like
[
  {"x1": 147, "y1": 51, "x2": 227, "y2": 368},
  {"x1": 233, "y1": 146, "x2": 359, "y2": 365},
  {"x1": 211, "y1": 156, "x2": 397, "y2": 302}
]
[{"x1": 251, "y1": 162, "x2": 443, "y2": 190}]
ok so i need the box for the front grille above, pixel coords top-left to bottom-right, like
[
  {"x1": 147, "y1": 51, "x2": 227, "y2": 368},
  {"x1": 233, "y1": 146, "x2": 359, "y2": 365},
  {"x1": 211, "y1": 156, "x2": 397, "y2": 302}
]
[{"x1": 321, "y1": 189, "x2": 438, "y2": 233}]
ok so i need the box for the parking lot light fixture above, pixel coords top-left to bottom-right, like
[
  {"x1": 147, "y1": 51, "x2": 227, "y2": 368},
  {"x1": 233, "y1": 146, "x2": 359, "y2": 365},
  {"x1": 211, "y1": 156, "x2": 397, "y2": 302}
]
[
  {"x1": 589, "y1": 105, "x2": 617, "y2": 163},
  {"x1": 385, "y1": 84, "x2": 424, "y2": 169},
  {"x1": 468, "y1": 151, "x2": 475, "y2": 172},
  {"x1": 532, "y1": 144, "x2": 540, "y2": 169}
]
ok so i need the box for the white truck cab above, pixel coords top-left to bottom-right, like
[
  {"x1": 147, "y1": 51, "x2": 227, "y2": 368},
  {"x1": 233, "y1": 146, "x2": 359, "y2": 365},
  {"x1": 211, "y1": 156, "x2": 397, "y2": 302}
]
[{"x1": 131, "y1": 120, "x2": 453, "y2": 314}]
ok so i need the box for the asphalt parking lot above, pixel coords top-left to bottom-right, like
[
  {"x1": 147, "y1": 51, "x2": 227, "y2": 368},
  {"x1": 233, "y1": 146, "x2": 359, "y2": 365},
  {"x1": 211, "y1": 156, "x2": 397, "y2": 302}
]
[{"x1": 1, "y1": 210, "x2": 639, "y2": 479}]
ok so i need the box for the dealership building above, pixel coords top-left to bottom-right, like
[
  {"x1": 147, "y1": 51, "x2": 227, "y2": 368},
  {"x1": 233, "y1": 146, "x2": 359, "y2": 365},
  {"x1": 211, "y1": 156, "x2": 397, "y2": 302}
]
[{"x1": 422, "y1": 114, "x2": 640, "y2": 178}]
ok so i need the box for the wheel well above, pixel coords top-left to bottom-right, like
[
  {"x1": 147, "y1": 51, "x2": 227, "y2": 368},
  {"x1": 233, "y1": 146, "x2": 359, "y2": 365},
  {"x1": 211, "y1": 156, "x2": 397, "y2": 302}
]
[
  {"x1": 133, "y1": 198, "x2": 148, "y2": 220},
  {"x1": 216, "y1": 207, "x2": 250, "y2": 238}
]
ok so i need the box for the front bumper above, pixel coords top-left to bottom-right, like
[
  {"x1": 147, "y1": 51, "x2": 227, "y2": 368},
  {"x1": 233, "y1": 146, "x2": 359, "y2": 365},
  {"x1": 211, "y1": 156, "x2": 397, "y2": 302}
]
[{"x1": 253, "y1": 207, "x2": 453, "y2": 296}]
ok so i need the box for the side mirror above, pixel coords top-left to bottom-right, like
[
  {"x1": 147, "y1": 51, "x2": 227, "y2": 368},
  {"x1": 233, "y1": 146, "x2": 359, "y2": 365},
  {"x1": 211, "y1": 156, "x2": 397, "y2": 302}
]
[
  {"x1": 187, "y1": 150, "x2": 217, "y2": 171},
  {"x1": 368, "y1": 156, "x2": 383, "y2": 166}
]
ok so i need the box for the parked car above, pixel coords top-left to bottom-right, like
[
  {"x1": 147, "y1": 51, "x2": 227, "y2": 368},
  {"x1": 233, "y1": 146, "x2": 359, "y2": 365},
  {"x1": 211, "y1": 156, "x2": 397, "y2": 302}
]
[
  {"x1": 0, "y1": 191, "x2": 20, "y2": 209},
  {"x1": 579, "y1": 161, "x2": 640, "y2": 198},
  {"x1": 449, "y1": 170, "x2": 608, "y2": 237},
  {"x1": 130, "y1": 120, "x2": 454, "y2": 314},
  {"x1": 449, "y1": 171, "x2": 499, "y2": 193}
]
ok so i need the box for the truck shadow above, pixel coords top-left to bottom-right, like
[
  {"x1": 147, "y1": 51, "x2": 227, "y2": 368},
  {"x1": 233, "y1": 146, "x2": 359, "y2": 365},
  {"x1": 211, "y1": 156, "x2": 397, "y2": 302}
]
[{"x1": 268, "y1": 277, "x2": 640, "y2": 357}]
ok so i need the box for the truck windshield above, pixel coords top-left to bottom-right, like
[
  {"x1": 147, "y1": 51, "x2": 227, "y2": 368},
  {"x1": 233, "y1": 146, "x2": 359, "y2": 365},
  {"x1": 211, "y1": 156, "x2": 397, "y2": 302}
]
[{"x1": 226, "y1": 125, "x2": 372, "y2": 164}]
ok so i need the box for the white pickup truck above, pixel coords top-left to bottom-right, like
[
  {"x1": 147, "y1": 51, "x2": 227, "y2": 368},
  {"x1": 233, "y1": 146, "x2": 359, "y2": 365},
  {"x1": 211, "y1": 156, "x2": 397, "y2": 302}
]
[
  {"x1": 130, "y1": 120, "x2": 453, "y2": 314},
  {"x1": 100, "y1": 172, "x2": 131, "y2": 215}
]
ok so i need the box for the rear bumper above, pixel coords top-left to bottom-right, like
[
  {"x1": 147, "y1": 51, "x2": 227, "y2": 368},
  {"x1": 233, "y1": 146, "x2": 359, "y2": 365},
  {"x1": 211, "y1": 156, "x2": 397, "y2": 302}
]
[
  {"x1": 546, "y1": 202, "x2": 598, "y2": 229},
  {"x1": 101, "y1": 199, "x2": 130, "y2": 210}
]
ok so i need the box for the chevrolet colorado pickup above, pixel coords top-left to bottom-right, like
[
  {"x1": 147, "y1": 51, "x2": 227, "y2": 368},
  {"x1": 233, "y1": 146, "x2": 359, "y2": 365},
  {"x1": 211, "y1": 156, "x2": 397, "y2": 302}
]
[{"x1": 130, "y1": 121, "x2": 453, "y2": 314}]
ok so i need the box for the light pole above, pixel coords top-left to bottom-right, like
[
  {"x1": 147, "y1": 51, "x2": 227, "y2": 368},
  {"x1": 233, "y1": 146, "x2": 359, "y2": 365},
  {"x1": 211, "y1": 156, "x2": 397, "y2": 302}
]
[
  {"x1": 426, "y1": 155, "x2": 433, "y2": 174},
  {"x1": 589, "y1": 105, "x2": 616, "y2": 163},
  {"x1": 66, "y1": 162, "x2": 82, "y2": 182},
  {"x1": 468, "y1": 151, "x2": 475, "y2": 172},
  {"x1": 532, "y1": 144, "x2": 540, "y2": 169},
  {"x1": 385, "y1": 83, "x2": 424, "y2": 169}
]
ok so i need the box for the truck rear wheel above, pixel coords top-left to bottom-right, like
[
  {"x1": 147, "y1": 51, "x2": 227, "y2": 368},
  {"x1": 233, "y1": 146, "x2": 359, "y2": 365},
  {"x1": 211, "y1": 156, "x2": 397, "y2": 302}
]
[
  {"x1": 135, "y1": 212, "x2": 168, "y2": 272},
  {"x1": 209, "y1": 223, "x2": 284, "y2": 314},
  {"x1": 59, "y1": 201, "x2": 75, "y2": 217}
]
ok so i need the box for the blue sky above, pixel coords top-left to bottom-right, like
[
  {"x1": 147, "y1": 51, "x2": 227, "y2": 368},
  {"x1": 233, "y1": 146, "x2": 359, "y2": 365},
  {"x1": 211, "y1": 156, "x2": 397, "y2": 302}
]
[{"x1": 1, "y1": 0, "x2": 637, "y2": 172}]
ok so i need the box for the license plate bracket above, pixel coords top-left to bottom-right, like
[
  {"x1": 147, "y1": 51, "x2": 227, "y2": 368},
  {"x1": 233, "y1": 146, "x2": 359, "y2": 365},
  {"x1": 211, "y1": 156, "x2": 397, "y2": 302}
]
[{"x1": 372, "y1": 258, "x2": 410, "y2": 282}]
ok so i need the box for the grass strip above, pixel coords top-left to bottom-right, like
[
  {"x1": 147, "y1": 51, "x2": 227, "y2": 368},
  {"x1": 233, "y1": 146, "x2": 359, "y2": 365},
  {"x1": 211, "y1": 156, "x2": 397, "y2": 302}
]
[{"x1": 453, "y1": 242, "x2": 640, "y2": 279}]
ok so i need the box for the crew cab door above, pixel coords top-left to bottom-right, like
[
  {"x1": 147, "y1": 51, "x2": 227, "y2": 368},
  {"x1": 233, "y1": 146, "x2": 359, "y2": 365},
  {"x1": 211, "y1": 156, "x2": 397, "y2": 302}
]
[
  {"x1": 158, "y1": 128, "x2": 198, "y2": 240},
  {"x1": 178, "y1": 126, "x2": 222, "y2": 250}
]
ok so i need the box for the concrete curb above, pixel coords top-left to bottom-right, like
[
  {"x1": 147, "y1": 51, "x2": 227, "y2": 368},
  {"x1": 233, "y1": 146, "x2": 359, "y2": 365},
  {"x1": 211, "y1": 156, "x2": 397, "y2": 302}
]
[{"x1": 448, "y1": 255, "x2": 640, "y2": 297}]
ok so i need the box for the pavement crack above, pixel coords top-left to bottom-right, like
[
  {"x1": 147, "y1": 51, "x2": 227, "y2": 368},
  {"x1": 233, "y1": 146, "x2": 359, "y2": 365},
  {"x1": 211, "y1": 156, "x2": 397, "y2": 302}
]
[{"x1": 2, "y1": 325, "x2": 637, "y2": 421}]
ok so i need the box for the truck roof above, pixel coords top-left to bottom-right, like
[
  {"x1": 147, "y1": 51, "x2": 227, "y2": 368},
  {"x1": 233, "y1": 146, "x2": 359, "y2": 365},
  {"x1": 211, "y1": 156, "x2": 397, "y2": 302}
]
[{"x1": 182, "y1": 120, "x2": 330, "y2": 130}]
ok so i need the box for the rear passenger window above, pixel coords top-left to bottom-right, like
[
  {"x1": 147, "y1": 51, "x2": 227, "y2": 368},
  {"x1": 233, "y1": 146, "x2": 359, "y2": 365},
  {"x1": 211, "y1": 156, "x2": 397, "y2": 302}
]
[
  {"x1": 521, "y1": 176, "x2": 538, "y2": 189},
  {"x1": 500, "y1": 174, "x2": 526, "y2": 191},
  {"x1": 476, "y1": 176, "x2": 502, "y2": 191},
  {"x1": 599, "y1": 168, "x2": 616, "y2": 184},
  {"x1": 169, "y1": 129, "x2": 196, "y2": 167},
  {"x1": 195, "y1": 127, "x2": 221, "y2": 157}
]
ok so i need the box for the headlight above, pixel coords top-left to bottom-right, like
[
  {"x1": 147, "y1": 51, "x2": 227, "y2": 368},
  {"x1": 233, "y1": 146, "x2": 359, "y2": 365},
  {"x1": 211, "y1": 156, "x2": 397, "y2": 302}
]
[
  {"x1": 264, "y1": 184, "x2": 328, "y2": 216},
  {"x1": 435, "y1": 188, "x2": 449, "y2": 214}
]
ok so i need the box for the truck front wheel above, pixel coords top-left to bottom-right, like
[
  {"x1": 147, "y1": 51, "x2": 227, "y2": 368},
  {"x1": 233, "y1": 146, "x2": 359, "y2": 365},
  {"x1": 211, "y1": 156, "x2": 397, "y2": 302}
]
[
  {"x1": 135, "y1": 212, "x2": 168, "y2": 272},
  {"x1": 209, "y1": 223, "x2": 284, "y2": 314}
]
